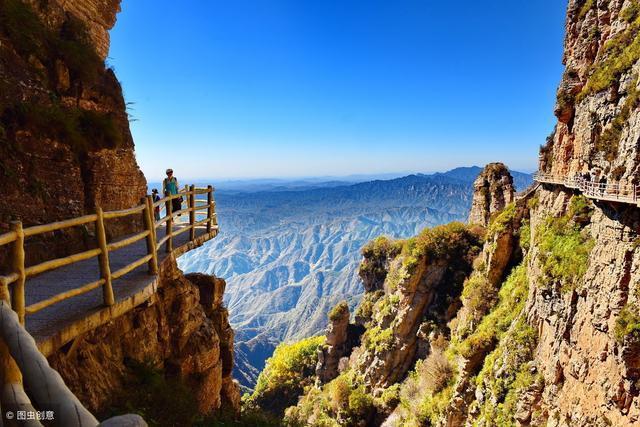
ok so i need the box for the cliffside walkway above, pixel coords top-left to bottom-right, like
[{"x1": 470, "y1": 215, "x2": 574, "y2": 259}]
[
  {"x1": 0, "y1": 185, "x2": 219, "y2": 426},
  {"x1": 534, "y1": 172, "x2": 640, "y2": 206}
]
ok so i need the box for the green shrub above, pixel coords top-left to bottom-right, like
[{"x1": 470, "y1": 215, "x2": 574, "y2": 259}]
[
  {"x1": 354, "y1": 290, "x2": 384, "y2": 325},
  {"x1": 461, "y1": 273, "x2": 498, "y2": 322},
  {"x1": 457, "y1": 264, "x2": 528, "y2": 360},
  {"x1": 614, "y1": 303, "x2": 640, "y2": 342},
  {"x1": 595, "y1": 81, "x2": 639, "y2": 161},
  {"x1": 101, "y1": 359, "x2": 200, "y2": 427},
  {"x1": 328, "y1": 300, "x2": 349, "y2": 322},
  {"x1": 487, "y1": 203, "x2": 516, "y2": 238},
  {"x1": 622, "y1": 1, "x2": 640, "y2": 23},
  {"x1": 285, "y1": 370, "x2": 375, "y2": 426},
  {"x1": 578, "y1": 0, "x2": 594, "y2": 20},
  {"x1": 537, "y1": 201, "x2": 594, "y2": 291},
  {"x1": 362, "y1": 326, "x2": 394, "y2": 353},
  {"x1": 474, "y1": 318, "x2": 538, "y2": 426},
  {"x1": 248, "y1": 335, "x2": 325, "y2": 416}
]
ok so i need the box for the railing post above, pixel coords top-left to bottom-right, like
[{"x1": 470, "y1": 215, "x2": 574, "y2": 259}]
[
  {"x1": 10, "y1": 221, "x2": 25, "y2": 325},
  {"x1": 206, "y1": 185, "x2": 213, "y2": 235},
  {"x1": 211, "y1": 187, "x2": 218, "y2": 233},
  {"x1": 0, "y1": 255, "x2": 22, "y2": 389},
  {"x1": 165, "y1": 192, "x2": 173, "y2": 253},
  {"x1": 143, "y1": 196, "x2": 159, "y2": 275},
  {"x1": 189, "y1": 185, "x2": 196, "y2": 241},
  {"x1": 96, "y1": 208, "x2": 115, "y2": 306}
]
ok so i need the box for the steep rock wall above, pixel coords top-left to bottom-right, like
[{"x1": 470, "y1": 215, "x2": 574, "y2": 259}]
[
  {"x1": 0, "y1": 0, "x2": 146, "y2": 264},
  {"x1": 48, "y1": 261, "x2": 241, "y2": 416}
]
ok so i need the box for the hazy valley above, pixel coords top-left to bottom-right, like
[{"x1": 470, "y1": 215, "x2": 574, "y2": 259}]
[{"x1": 179, "y1": 167, "x2": 531, "y2": 389}]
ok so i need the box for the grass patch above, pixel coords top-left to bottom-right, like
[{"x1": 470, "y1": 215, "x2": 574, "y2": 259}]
[
  {"x1": 487, "y1": 203, "x2": 516, "y2": 238},
  {"x1": 457, "y1": 264, "x2": 528, "y2": 359},
  {"x1": 615, "y1": 303, "x2": 640, "y2": 343},
  {"x1": 537, "y1": 197, "x2": 594, "y2": 291},
  {"x1": 578, "y1": 0, "x2": 594, "y2": 20},
  {"x1": 579, "y1": 8, "x2": 640, "y2": 101},
  {"x1": 595, "y1": 78, "x2": 639, "y2": 161}
]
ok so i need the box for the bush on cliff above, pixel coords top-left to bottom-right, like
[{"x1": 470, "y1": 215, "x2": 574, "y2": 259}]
[
  {"x1": 537, "y1": 197, "x2": 594, "y2": 291},
  {"x1": 615, "y1": 303, "x2": 640, "y2": 343},
  {"x1": 285, "y1": 370, "x2": 375, "y2": 427},
  {"x1": 457, "y1": 263, "x2": 528, "y2": 360},
  {"x1": 245, "y1": 335, "x2": 324, "y2": 417},
  {"x1": 328, "y1": 300, "x2": 349, "y2": 322}
]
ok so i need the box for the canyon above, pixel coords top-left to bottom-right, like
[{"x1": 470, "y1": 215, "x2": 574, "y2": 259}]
[{"x1": 179, "y1": 169, "x2": 531, "y2": 390}]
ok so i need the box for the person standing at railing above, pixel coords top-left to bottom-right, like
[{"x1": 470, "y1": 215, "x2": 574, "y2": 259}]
[
  {"x1": 151, "y1": 189, "x2": 161, "y2": 221},
  {"x1": 163, "y1": 168, "x2": 182, "y2": 215}
]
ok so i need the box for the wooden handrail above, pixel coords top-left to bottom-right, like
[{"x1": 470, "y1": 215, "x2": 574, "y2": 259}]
[
  {"x1": 25, "y1": 248, "x2": 102, "y2": 277},
  {"x1": 0, "y1": 183, "x2": 216, "y2": 321},
  {"x1": 0, "y1": 231, "x2": 17, "y2": 246},
  {"x1": 106, "y1": 230, "x2": 150, "y2": 252},
  {"x1": 111, "y1": 254, "x2": 153, "y2": 280},
  {"x1": 25, "y1": 279, "x2": 105, "y2": 315},
  {"x1": 103, "y1": 204, "x2": 146, "y2": 220},
  {"x1": 23, "y1": 214, "x2": 97, "y2": 237},
  {"x1": 0, "y1": 273, "x2": 18, "y2": 287},
  {"x1": 0, "y1": 184, "x2": 216, "y2": 426}
]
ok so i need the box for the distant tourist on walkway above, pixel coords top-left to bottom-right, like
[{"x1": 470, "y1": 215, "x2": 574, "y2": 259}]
[
  {"x1": 163, "y1": 168, "x2": 182, "y2": 214},
  {"x1": 599, "y1": 176, "x2": 607, "y2": 195},
  {"x1": 151, "y1": 189, "x2": 161, "y2": 221}
]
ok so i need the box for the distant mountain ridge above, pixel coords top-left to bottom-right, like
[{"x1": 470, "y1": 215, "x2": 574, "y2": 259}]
[{"x1": 178, "y1": 168, "x2": 532, "y2": 389}]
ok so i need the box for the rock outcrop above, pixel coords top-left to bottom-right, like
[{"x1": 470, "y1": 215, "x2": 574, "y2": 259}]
[
  {"x1": 316, "y1": 302, "x2": 364, "y2": 384},
  {"x1": 48, "y1": 261, "x2": 241, "y2": 415},
  {"x1": 0, "y1": 0, "x2": 145, "y2": 265},
  {"x1": 468, "y1": 162, "x2": 515, "y2": 227},
  {"x1": 0, "y1": 0, "x2": 242, "y2": 421}
]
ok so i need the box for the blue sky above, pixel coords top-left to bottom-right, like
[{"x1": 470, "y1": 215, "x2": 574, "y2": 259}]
[{"x1": 110, "y1": 0, "x2": 567, "y2": 181}]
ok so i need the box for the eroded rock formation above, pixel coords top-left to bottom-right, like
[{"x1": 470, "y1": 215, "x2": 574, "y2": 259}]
[{"x1": 468, "y1": 162, "x2": 515, "y2": 227}]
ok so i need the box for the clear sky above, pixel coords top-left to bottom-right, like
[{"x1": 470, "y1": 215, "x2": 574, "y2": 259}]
[{"x1": 110, "y1": 0, "x2": 567, "y2": 181}]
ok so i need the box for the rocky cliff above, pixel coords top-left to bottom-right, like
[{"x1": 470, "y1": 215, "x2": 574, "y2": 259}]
[
  {"x1": 1, "y1": 1, "x2": 241, "y2": 422},
  {"x1": 279, "y1": 2, "x2": 640, "y2": 425},
  {"x1": 0, "y1": 0, "x2": 146, "y2": 265},
  {"x1": 48, "y1": 262, "x2": 241, "y2": 419}
]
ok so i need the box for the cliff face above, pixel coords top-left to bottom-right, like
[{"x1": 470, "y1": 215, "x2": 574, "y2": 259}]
[
  {"x1": 48, "y1": 261, "x2": 241, "y2": 417},
  {"x1": 0, "y1": 0, "x2": 146, "y2": 264},
  {"x1": 1, "y1": 1, "x2": 242, "y2": 421}
]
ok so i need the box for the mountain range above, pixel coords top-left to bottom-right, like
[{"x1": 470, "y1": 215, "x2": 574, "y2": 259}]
[{"x1": 178, "y1": 166, "x2": 532, "y2": 389}]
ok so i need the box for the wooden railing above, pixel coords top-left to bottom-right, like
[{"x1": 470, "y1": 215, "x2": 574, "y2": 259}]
[
  {"x1": 534, "y1": 172, "x2": 640, "y2": 204},
  {"x1": 0, "y1": 185, "x2": 217, "y2": 326}
]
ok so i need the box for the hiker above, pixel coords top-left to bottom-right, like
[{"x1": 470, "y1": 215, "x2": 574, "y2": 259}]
[
  {"x1": 163, "y1": 168, "x2": 183, "y2": 215},
  {"x1": 151, "y1": 189, "x2": 161, "y2": 221},
  {"x1": 599, "y1": 175, "x2": 607, "y2": 195}
]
